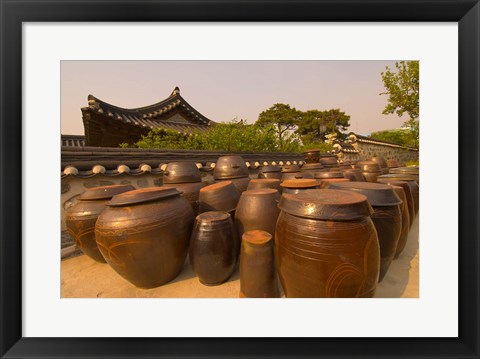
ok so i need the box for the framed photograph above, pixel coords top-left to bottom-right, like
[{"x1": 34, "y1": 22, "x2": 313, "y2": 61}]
[{"x1": 1, "y1": 0, "x2": 479, "y2": 358}]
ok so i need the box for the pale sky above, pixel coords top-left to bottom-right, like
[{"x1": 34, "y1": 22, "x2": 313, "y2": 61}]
[{"x1": 61, "y1": 60, "x2": 409, "y2": 136}]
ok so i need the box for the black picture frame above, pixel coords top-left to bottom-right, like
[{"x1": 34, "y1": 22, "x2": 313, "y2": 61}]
[{"x1": 1, "y1": 0, "x2": 479, "y2": 358}]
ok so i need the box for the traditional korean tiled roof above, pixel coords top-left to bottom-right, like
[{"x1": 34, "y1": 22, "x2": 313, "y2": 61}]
[
  {"x1": 346, "y1": 132, "x2": 418, "y2": 150},
  {"x1": 332, "y1": 142, "x2": 359, "y2": 154},
  {"x1": 81, "y1": 87, "x2": 215, "y2": 146},
  {"x1": 61, "y1": 146, "x2": 304, "y2": 178}
]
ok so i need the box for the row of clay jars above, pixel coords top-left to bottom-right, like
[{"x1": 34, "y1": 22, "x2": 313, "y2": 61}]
[
  {"x1": 326, "y1": 182, "x2": 402, "y2": 282},
  {"x1": 95, "y1": 187, "x2": 194, "y2": 289},
  {"x1": 377, "y1": 175, "x2": 419, "y2": 216},
  {"x1": 276, "y1": 189, "x2": 380, "y2": 297}
]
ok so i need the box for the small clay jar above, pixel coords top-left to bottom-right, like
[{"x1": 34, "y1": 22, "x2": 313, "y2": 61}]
[
  {"x1": 280, "y1": 179, "x2": 319, "y2": 194},
  {"x1": 276, "y1": 189, "x2": 380, "y2": 298},
  {"x1": 163, "y1": 161, "x2": 202, "y2": 184},
  {"x1": 342, "y1": 168, "x2": 365, "y2": 182},
  {"x1": 300, "y1": 163, "x2": 325, "y2": 176},
  {"x1": 189, "y1": 211, "x2": 237, "y2": 286},
  {"x1": 302, "y1": 149, "x2": 321, "y2": 164},
  {"x1": 327, "y1": 182, "x2": 402, "y2": 282},
  {"x1": 258, "y1": 165, "x2": 282, "y2": 180},
  {"x1": 390, "y1": 185, "x2": 410, "y2": 258},
  {"x1": 213, "y1": 155, "x2": 249, "y2": 179},
  {"x1": 240, "y1": 230, "x2": 280, "y2": 298},
  {"x1": 355, "y1": 161, "x2": 382, "y2": 182},
  {"x1": 247, "y1": 178, "x2": 281, "y2": 192},
  {"x1": 235, "y1": 189, "x2": 281, "y2": 246},
  {"x1": 95, "y1": 187, "x2": 194, "y2": 289},
  {"x1": 198, "y1": 181, "x2": 240, "y2": 214},
  {"x1": 371, "y1": 157, "x2": 389, "y2": 175},
  {"x1": 318, "y1": 178, "x2": 350, "y2": 189},
  {"x1": 65, "y1": 184, "x2": 135, "y2": 263},
  {"x1": 319, "y1": 155, "x2": 338, "y2": 168}
]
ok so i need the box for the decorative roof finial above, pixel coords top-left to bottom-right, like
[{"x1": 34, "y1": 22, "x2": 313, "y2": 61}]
[{"x1": 171, "y1": 86, "x2": 180, "y2": 97}]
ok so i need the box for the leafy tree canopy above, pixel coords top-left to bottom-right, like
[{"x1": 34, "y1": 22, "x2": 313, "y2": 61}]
[
  {"x1": 257, "y1": 103, "x2": 301, "y2": 147},
  {"x1": 369, "y1": 127, "x2": 418, "y2": 149},
  {"x1": 296, "y1": 108, "x2": 350, "y2": 142},
  {"x1": 380, "y1": 60, "x2": 419, "y2": 120}
]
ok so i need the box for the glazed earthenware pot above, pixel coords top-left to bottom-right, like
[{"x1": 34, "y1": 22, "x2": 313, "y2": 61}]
[
  {"x1": 240, "y1": 230, "x2": 280, "y2": 298},
  {"x1": 375, "y1": 179, "x2": 415, "y2": 227},
  {"x1": 163, "y1": 161, "x2": 202, "y2": 184},
  {"x1": 280, "y1": 179, "x2": 319, "y2": 194},
  {"x1": 213, "y1": 155, "x2": 249, "y2": 180},
  {"x1": 276, "y1": 189, "x2": 380, "y2": 298},
  {"x1": 95, "y1": 187, "x2": 194, "y2": 289},
  {"x1": 300, "y1": 163, "x2": 325, "y2": 176},
  {"x1": 390, "y1": 185, "x2": 410, "y2": 258},
  {"x1": 319, "y1": 155, "x2": 338, "y2": 167},
  {"x1": 318, "y1": 178, "x2": 350, "y2": 189},
  {"x1": 342, "y1": 168, "x2": 365, "y2": 182},
  {"x1": 247, "y1": 178, "x2": 281, "y2": 192},
  {"x1": 235, "y1": 189, "x2": 281, "y2": 245},
  {"x1": 189, "y1": 211, "x2": 237, "y2": 285},
  {"x1": 258, "y1": 165, "x2": 282, "y2": 180},
  {"x1": 65, "y1": 184, "x2": 135, "y2": 263},
  {"x1": 198, "y1": 181, "x2": 240, "y2": 214},
  {"x1": 162, "y1": 182, "x2": 206, "y2": 215},
  {"x1": 217, "y1": 177, "x2": 250, "y2": 194},
  {"x1": 377, "y1": 175, "x2": 419, "y2": 216},
  {"x1": 302, "y1": 149, "x2": 321, "y2": 164},
  {"x1": 355, "y1": 161, "x2": 382, "y2": 182},
  {"x1": 371, "y1": 157, "x2": 389, "y2": 175},
  {"x1": 326, "y1": 182, "x2": 402, "y2": 282}
]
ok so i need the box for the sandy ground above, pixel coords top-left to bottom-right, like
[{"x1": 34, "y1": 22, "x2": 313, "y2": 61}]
[{"x1": 61, "y1": 217, "x2": 419, "y2": 298}]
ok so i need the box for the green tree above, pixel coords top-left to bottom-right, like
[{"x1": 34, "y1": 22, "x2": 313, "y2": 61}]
[
  {"x1": 369, "y1": 128, "x2": 418, "y2": 149},
  {"x1": 256, "y1": 104, "x2": 301, "y2": 148},
  {"x1": 380, "y1": 60, "x2": 419, "y2": 149},
  {"x1": 297, "y1": 108, "x2": 350, "y2": 142}
]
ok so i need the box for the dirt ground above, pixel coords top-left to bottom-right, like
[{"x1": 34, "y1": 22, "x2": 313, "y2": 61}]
[{"x1": 61, "y1": 216, "x2": 419, "y2": 298}]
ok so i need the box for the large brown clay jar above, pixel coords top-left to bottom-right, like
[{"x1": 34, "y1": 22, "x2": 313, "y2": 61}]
[
  {"x1": 95, "y1": 187, "x2": 194, "y2": 289},
  {"x1": 355, "y1": 161, "x2": 382, "y2": 182},
  {"x1": 342, "y1": 168, "x2": 365, "y2": 182},
  {"x1": 235, "y1": 189, "x2": 281, "y2": 246},
  {"x1": 327, "y1": 182, "x2": 402, "y2": 282},
  {"x1": 163, "y1": 161, "x2": 202, "y2": 184},
  {"x1": 217, "y1": 177, "x2": 250, "y2": 194},
  {"x1": 189, "y1": 211, "x2": 237, "y2": 285},
  {"x1": 240, "y1": 230, "x2": 279, "y2": 298},
  {"x1": 301, "y1": 163, "x2": 325, "y2": 176},
  {"x1": 65, "y1": 184, "x2": 135, "y2": 263},
  {"x1": 371, "y1": 157, "x2": 389, "y2": 175},
  {"x1": 276, "y1": 189, "x2": 380, "y2": 298},
  {"x1": 303, "y1": 149, "x2": 321, "y2": 163},
  {"x1": 390, "y1": 185, "x2": 410, "y2": 258},
  {"x1": 213, "y1": 155, "x2": 249, "y2": 179}
]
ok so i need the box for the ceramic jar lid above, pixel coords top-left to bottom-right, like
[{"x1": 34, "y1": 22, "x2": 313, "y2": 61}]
[
  {"x1": 281, "y1": 179, "x2": 318, "y2": 189},
  {"x1": 278, "y1": 189, "x2": 373, "y2": 220},
  {"x1": 79, "y1": 184, "x2": 135, "y2": 201},
  {"x1": 213, "y1": 155, "x2": 249, "y2": 179},
  {"x1": 242, "y1": 230, "x2": 273, "y2": 245},
  {"x1": 107, "y1": 187, "x2": 181, "y2": 207},
  {"x1": 195, "y1": 211, "x2": 231, "y2": 224},
  {"x1": 326, "y1": 182, "x2": 402, "y2": 206},
  {"x1": 314, "y1": 171, "x2": 344, "y2": 179},
  {"x1": 163, "y1": 161, "x2": 202, "y2": 184}
]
